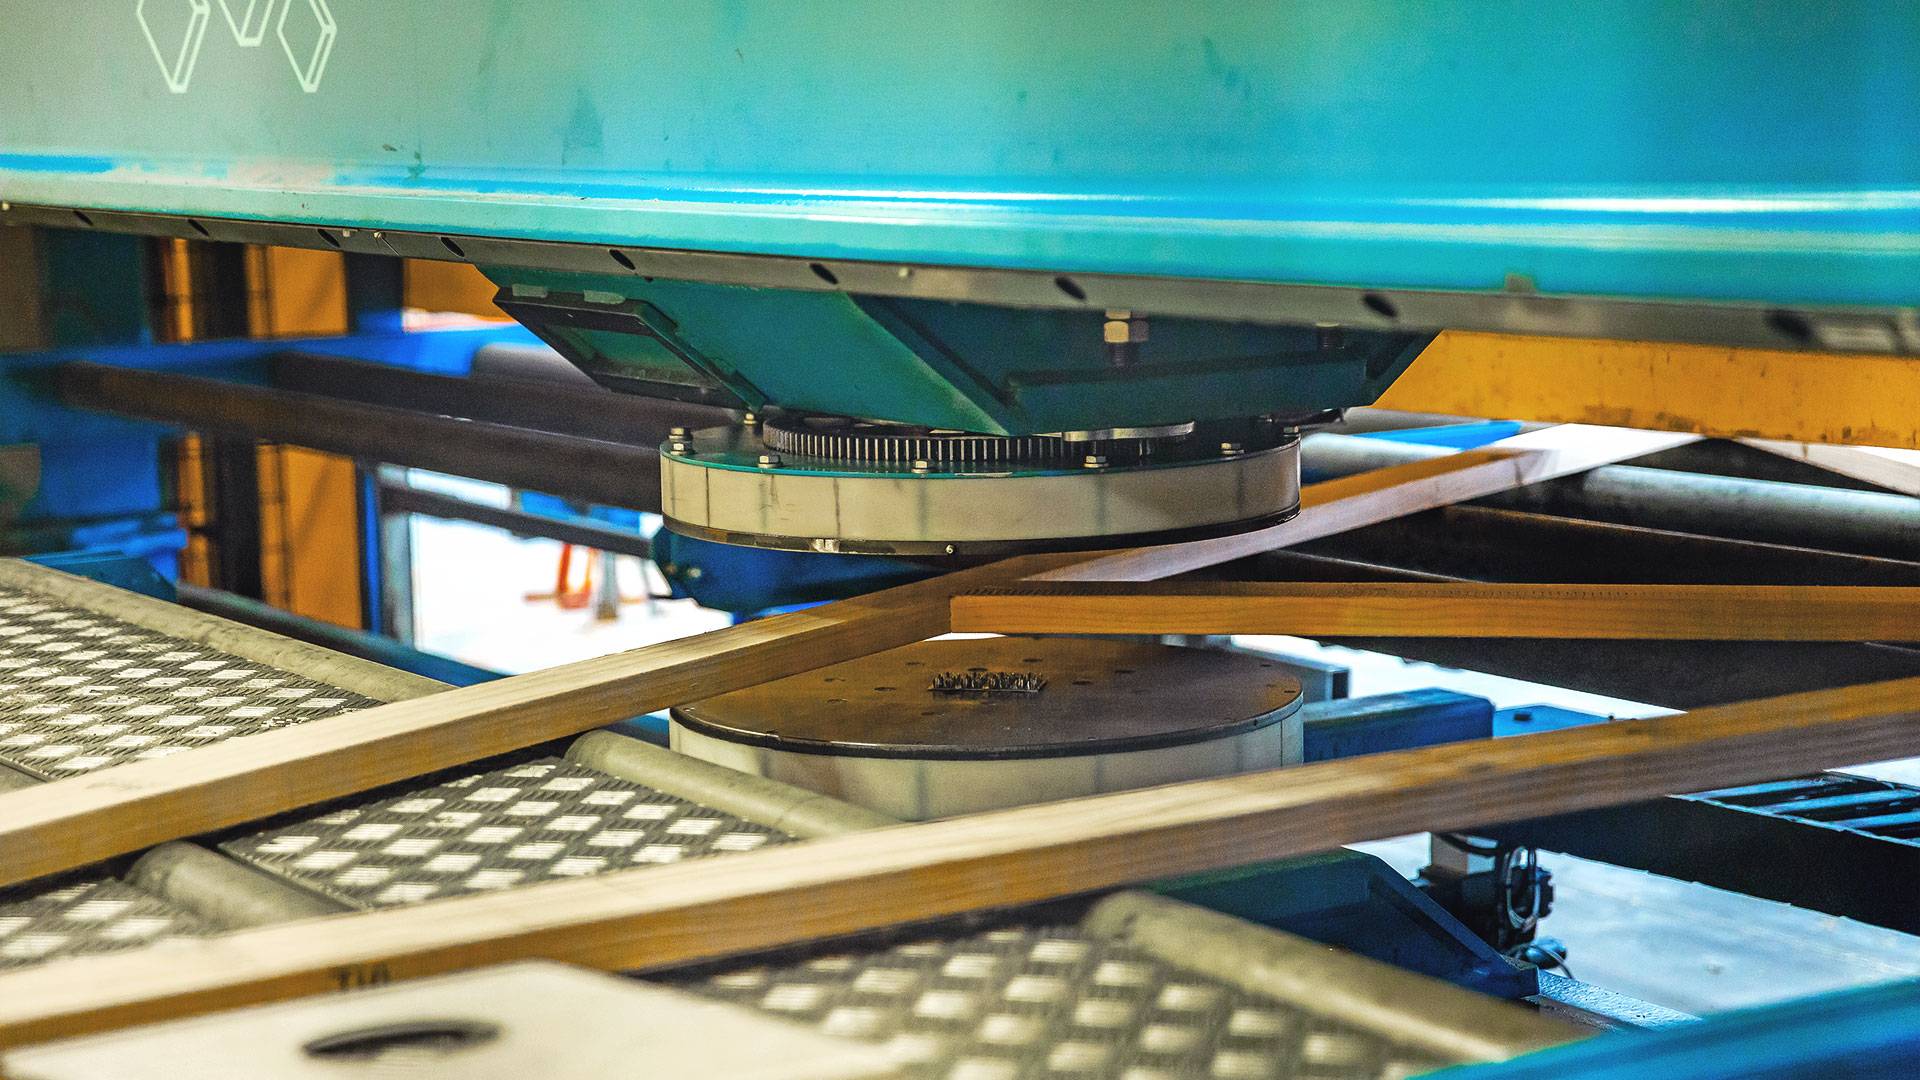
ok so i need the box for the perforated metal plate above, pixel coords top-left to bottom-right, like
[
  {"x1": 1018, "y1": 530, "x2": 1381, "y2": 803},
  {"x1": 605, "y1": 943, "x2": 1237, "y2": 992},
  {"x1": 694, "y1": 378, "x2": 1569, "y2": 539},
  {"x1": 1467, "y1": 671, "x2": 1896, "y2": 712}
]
[
  {"x1": 221, "y1": 759, "x2": 793, "y2": 908},
  {"x1": 677, "y1": 925, "x2": 1447, "y2": 1080},
  {"x1": 0, "y1": 587, "x2": 379, "y2": 779},
  {"x1": 0, "y1": 879, "x2": 209, "y2": 970}
]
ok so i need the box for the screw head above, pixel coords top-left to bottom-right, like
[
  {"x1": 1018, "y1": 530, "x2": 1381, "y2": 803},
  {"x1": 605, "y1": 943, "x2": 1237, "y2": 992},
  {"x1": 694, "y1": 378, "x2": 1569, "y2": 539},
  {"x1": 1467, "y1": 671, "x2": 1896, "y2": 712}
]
[
  {"x1": 669, "y1": 426, "x2": 689, "y2": 438},
  {"x1": 757, "y1": 453, "x2": 782, "y2": 469},
  {"x1": 1219, "y1": 441, "x2": 1244, "y2": 457},
  {"x1": 911, "y1": 459, "x2": 933, "y2": 473},
  {"x1": 1083, "y1": 454, "x2": 1109, "y2": 469}
]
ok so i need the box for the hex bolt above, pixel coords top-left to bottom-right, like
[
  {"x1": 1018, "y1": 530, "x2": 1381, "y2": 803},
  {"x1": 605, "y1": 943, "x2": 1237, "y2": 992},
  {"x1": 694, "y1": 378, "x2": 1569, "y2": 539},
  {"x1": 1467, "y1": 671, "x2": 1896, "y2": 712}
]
[
  {"x1": 669, "y1": 426, "x2": 689, "y2": 438},
  {"x1": 1083, "y1": 454, "x2": 1110, "y2": 469},
  {"x1": 911, "y1": 459, "x2": 933, "y2": 474},
  {"x1": 742, "y1": 412, "x2": 759, "y2": 427},
  {"x1": 758, "y1": 453, "x2": 782, "y2": 469},
  {"x1": 1219, "y1": 441, "x2": 1245, "y2": 457}
]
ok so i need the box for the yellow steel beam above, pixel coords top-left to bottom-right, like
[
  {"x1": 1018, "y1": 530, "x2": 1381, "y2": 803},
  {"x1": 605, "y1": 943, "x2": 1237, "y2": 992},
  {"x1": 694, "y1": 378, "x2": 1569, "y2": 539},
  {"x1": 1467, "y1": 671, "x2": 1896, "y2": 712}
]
[{"x1": 1376, "y1": 332, "x2": 1920, "y2": 450}]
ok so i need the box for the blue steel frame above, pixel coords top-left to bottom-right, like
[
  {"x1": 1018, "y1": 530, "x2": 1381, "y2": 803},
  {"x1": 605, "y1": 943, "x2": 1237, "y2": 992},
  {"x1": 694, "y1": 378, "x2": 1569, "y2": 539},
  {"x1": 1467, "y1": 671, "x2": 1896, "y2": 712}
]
[{"x1": 2, "y1": 2, "x2": 1918, "y2": 309}]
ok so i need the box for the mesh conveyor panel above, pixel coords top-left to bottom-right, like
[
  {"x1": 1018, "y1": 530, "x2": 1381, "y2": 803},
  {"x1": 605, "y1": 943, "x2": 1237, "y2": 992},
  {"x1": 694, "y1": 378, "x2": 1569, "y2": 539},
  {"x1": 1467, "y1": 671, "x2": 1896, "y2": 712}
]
[
  {"x1": 221, "y1": 758, "x2": 793, "y2": 908},
  {"x1": 676, "y1": 925, "x2": 1448, "y2": 1080},
  {"x1": 0, "y1": 586, "x2": 380, "y2": 778},
  {"x1": 0, "y1": 879, "x2": 210, "y2": 970}
]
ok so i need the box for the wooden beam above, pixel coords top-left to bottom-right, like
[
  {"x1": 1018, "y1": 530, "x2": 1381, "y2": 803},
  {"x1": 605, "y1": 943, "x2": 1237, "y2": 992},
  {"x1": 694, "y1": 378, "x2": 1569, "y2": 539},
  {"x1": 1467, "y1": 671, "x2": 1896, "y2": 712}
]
[
  {"x1": 0, "y1": 426, "x2": 1648, "y2": 890},
  {"x1": 1035, "y1": 425, "x2": 1698, "y2": 582},
  {"x1": 0, "y1": 555, "x2": 1070, "y2": 889},
  {"x1": 3, "y1": 674, "x2": 1917, "y2": 1046},
  {"x1": 1739, "y1": 438, "x2": 1920, "y2": 497},
  {"x1": 1377, "y1": 331, "x2": 1920, "y2": 450},
  {"x1": 951, "y1": 582, "x2": 1920, "y2": 641}
]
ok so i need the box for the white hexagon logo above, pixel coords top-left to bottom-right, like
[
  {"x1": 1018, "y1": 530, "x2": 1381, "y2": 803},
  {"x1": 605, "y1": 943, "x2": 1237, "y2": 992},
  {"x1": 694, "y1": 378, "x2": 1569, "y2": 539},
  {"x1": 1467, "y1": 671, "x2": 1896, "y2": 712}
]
[
  {"x1": 136, "y1": 0, "x2": 212, "y2": 94},
  {"x1": 217, "y1": 0, "x2": 275, "y2": 46},
  {"x1": 277, "y1": 0, "x2": 336, "y2": 93}
]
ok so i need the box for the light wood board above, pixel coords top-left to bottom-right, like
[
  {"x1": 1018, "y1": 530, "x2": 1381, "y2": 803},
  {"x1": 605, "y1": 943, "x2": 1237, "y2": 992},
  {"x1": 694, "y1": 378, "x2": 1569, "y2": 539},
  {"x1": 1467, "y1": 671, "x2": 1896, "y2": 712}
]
[
  {"x1": 0, "y1": 426, "x2": 1655, "y2": 891},
  {"x1": 1, "y1": 674, "x2": 1916, "y2": 1046},
  {"x1": 1740, "y1": 437, "x2": 1920, "y2": 497},
  {"x1": 1033, "y1": 425, "x2": 1699, "y2": 582},
  {"x1": 0, "y1": 555, "x2": 1071, "y2": 888},
  {"x1": 952, "y1": 582, "x2": 1920, "y2": 641}
]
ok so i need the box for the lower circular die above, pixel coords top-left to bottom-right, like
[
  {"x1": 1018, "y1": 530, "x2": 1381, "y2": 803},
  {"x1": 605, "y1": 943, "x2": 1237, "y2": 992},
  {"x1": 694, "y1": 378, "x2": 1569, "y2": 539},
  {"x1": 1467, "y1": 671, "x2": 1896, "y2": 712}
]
[{"x1": 669, "y1": 637, "x2": 1305, "y2": 821}]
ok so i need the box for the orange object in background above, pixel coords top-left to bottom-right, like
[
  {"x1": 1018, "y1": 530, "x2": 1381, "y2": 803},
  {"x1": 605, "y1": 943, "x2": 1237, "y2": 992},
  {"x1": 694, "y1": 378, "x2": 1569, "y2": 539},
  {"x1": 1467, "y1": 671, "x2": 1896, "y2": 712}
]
[
  {"x1": 165, "y1": 248, "x2": 507, "y2": 630},
  {"x1": 526, "y1": 544, "x2": 596, "y2": 611},
  {"x1": 403, "y1": 260, "x2": 505, "y2": 320},
  {"x1": 256, "y1": 446, "x2": 364, "y2": 629},
  {"x1": 167, "y1": 243, "x2": 364, "y2": 628}
]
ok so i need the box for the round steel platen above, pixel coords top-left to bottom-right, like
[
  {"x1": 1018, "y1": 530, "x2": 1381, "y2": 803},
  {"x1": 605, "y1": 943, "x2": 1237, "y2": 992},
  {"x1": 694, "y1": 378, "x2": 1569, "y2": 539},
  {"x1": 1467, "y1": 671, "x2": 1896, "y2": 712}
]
[{"x1": 672, "y1": 637, "x2": 1304, "y2": 760}]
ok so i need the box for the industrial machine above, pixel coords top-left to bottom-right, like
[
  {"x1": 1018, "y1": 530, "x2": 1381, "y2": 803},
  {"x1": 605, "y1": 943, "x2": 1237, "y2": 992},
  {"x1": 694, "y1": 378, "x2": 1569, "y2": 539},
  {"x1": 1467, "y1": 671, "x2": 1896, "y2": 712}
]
[{"x1": 0, "y1": 3, "x2": 1918, "y2": 1078}]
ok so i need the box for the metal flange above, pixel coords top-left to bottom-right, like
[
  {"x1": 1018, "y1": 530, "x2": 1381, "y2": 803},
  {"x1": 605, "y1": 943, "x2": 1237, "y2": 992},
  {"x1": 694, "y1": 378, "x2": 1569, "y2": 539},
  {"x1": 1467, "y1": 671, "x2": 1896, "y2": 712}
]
[{"x1": 658, "y1": 425, "x2": 1301, "y2": 556}]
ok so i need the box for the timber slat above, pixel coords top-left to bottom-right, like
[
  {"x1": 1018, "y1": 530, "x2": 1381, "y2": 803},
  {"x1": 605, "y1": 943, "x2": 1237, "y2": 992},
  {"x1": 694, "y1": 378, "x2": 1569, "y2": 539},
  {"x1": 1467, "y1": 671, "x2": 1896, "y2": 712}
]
[
  {"x1": 0, "y1": 429, "x2": 1662, "y2": 891},
  {"x1": 0, "y1": 555, "x2": 1073, "y2": 888},
  {"x1": 951, "y1": 582, "x2": 1920, "y2": 640},
  {"x1": 1034, "y1": 426, "x2": 1698, "y2": 582},
  {"x1": 2, "y1": 675, "x2": 1917, "y2": 1046}
]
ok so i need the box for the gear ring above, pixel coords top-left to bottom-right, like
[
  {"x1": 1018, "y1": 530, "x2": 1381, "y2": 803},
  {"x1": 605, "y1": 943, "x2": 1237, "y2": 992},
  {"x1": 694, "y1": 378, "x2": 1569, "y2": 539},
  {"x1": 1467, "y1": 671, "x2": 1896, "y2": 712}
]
[{"x1": 760, "y1": 414, "x2": 1074, "y2": 465}]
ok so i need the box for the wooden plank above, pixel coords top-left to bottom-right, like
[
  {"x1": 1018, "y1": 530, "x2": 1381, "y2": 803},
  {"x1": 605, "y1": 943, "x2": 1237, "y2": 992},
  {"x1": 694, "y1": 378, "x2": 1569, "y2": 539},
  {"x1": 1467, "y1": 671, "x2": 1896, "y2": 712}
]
[
  {"x1": 951, "y1": 582, "x2": 1920, "y2": 641},
  {"x1": 0, "y1": 554, "x2": 1071, "y2": 889},
  {"x1": 0, "y1": 424, "x2": 1653, "y2": 891},
  {"x1": 1740, "y1": 438, "x2": 1920, "y2": 497},
  {"x1": 1377, "y1": 331, "x2": 1920, "y2": 450},
  {"x1": 1035, "y1": 425, "x2": 1698, "y2": 582},
  {"x1": 3, "y1": 674, "x2": 1917, "y2": 1046}
]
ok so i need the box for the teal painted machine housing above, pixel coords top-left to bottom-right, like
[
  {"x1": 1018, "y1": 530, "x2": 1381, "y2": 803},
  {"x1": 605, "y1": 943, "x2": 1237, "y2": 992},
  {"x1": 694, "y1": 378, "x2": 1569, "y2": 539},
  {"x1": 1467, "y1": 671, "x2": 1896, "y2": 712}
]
[
  {"x1": 3, "y1": 2, "x2": 1918, "y2": 310},
  {"x1": 490, "y1": 270, "x2": 1428, "y2": 434}
]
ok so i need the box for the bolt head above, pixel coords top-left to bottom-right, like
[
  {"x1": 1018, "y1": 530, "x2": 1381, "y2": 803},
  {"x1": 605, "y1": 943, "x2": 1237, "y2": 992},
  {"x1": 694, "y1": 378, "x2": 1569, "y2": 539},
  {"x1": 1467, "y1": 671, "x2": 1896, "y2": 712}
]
[
  {"x1": 1083, "y1": 454, "x2": 1109, "y2": 469},
  {"x1": 1219, "y1": 441, "x2": 1244, "y2": 456},
  {"x1": 758, "y1": 453, "x2": 782, "y2": 468},
  {"x1": 669, "y1": 426, "x2": 689, "y2": 438}
]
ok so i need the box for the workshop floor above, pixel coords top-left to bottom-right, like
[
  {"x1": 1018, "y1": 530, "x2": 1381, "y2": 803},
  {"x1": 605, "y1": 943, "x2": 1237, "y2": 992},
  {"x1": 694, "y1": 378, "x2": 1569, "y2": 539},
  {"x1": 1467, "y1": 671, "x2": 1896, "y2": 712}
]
[{"x1": 406, "y1": 508, "x2": 1920, "y2": 1018}]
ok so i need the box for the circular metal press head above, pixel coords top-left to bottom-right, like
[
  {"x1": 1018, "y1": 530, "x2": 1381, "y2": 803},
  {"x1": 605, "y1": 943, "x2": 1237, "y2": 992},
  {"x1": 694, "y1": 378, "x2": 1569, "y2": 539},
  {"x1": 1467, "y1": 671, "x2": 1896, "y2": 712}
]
[
  {"x1": 658, "y1": 412, "x2": 1301, "y2": 556},
  {"x1": 669, "y1": 636, "x2": 1305, "y2": 820}
]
